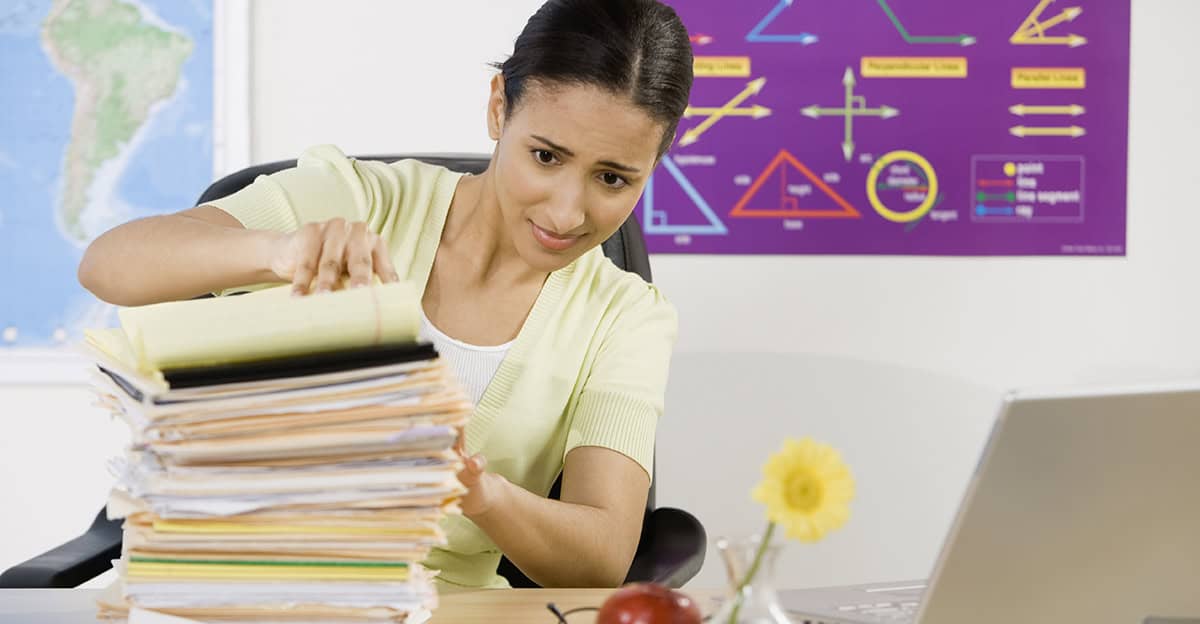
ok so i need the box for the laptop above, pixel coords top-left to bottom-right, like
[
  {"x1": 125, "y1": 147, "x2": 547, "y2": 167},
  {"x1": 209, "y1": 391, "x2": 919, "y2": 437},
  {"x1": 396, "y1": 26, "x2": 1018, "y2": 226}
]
[{"x1": 780, "y1": 382, "x2": 1200, "y2": 624}]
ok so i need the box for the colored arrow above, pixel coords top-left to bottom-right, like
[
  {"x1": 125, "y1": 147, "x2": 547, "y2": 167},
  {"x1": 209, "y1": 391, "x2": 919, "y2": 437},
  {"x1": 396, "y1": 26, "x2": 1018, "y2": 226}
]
[
  {"x1": 800, "y1": 68, "x2": 898, "y2": 161},
  {"x1": 976, "y1": 205, "x2": 1016, "y2": 216},
  {"x1": 680, "y1": 77, "x2": 766, "y2": 146},
  {"x1": 1009, "y1": 104, "x2": 1086, "y2": 116},
  {"x1": 1016, "y1": 0, "x2": 1054, "y2": 35},
  {"x1": 842, "y1": 68, "x2": 855, "y2": 160},
  {"x1": 876, "y1": 0, "x2": 975, "y2": 45},
  {"x1": 802, "y1": 105, "x2": 900, "y2": 118},
  {"x1": 1010, "y1": 125, "x2": 1086, "y2": 138},
  {"x1": 746, "y1": 0, "x2": 818, "y2": 44},
  {"x1": 1011, "y1": 2, "x2": 1086, "y2": 46},
  {"x1": 1012, "y1": 34, "x2": 1088, "y2": 46},
  {"x1": 684, "y1": 105, "x2": 772, "y2": 119},
  {"x1": 1014, "y1": 6, "x2": 1083, "y2": 38}
]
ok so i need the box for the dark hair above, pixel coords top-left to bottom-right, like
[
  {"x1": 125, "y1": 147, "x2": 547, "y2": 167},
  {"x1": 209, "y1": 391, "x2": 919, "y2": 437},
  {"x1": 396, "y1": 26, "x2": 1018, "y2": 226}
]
[{"x1": 493, "y1": 0, "x2": 694, "y2": 156}]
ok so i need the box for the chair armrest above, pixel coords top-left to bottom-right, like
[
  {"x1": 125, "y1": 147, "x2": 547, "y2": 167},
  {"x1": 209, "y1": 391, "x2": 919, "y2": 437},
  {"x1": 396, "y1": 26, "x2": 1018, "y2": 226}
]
[
  {"x1": 623, "y1": 506, "x2": 707, "y2": 588},
  {"x1": 0, "y1": 508, "x2": 121, "y2": 588}
]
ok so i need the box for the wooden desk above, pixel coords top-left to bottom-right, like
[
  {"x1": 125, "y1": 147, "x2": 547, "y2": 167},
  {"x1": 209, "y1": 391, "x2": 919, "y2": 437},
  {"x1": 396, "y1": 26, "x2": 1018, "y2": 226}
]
[
  {"x1": 433, "y1": 588, "x2": 721, "y2": 623},
  {"x1": 433, "y1": 588, "x2": 612, "y2": 623}
]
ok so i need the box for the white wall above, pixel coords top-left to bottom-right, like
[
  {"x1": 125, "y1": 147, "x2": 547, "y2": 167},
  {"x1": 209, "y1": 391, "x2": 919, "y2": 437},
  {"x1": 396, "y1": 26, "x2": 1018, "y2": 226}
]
[
  {"x1": 248, "y1": 1, "x2": 539, "y2": 161},
  {"x1": 3, "y1": 0, "x2": 1197, "y2": 595}
]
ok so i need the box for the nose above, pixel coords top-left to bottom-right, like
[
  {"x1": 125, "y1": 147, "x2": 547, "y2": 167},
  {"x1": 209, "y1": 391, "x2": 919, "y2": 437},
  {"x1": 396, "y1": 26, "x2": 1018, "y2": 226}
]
[{"x1": 540, "y1": 181, "x2": 586, "y2": 234}]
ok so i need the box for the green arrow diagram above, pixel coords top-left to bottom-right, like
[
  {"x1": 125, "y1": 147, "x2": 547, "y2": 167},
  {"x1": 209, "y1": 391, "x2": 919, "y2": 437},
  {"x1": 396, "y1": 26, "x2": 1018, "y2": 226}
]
[
  {"x1": 876, "y1": 0, "x2": 976, "y2": 45},
  {"x1": 800, "y1": 68, "x2": 900, "y2": 162}
]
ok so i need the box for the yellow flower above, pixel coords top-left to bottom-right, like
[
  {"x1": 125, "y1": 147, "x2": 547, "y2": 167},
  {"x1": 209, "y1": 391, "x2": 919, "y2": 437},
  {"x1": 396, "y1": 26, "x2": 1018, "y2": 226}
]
[{"x1": 751, "y1": 437, "x2": 855, "y2": 542}]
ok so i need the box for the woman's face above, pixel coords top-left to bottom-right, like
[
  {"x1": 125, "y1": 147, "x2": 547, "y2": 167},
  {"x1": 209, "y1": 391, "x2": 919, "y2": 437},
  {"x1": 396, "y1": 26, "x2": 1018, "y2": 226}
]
[{"x1": 487, "y1": 78, "x2": 665, "y2": 273}]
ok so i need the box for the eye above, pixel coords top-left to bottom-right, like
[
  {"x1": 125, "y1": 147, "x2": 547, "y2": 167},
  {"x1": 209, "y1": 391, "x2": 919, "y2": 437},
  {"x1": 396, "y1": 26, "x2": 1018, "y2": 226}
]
[
  {"x1": 532, "y1": 149, "x2": 558, "y2": 165},
  {"x1": 599, "y1": 172, "x2": 629, "y2": 189}
]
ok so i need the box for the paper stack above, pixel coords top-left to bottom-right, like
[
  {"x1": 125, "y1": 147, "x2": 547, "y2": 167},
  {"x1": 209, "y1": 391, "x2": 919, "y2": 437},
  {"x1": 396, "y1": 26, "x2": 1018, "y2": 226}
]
[{"x1": 83, "y1": 283, "x2": 470, "y2": 623}]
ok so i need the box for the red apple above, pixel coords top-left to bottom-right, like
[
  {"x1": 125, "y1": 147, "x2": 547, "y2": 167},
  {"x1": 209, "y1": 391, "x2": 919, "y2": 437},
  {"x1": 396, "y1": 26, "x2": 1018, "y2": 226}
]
[{"x1": 595, "y1": 582, "x2": 703, "y2": 624}]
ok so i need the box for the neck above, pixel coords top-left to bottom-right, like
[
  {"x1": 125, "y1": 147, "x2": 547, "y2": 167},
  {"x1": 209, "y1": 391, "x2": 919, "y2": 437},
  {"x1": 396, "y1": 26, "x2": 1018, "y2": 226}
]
[{"x1": 441, "y1": 167, "x2": 546, "y2": 287}]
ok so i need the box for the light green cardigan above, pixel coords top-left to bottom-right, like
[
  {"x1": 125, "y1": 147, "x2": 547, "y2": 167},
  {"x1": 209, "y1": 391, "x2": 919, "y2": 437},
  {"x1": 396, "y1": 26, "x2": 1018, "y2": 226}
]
[{"x1": 205, "y1": 145, "x2": 678, "y2": 588}]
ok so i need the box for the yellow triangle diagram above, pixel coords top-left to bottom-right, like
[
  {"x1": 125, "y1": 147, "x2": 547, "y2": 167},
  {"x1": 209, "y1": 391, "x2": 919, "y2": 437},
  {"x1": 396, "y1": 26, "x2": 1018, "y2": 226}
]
[{"x1": 1010, "y1": 0, "x2": 1087, "y2": 47}]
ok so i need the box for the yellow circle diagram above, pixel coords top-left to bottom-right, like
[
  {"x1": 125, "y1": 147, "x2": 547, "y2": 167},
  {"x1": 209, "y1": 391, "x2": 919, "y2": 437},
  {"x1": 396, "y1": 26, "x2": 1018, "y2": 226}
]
[{"x1": 866, "y1": 150, "x2": 939, "y2": 223}]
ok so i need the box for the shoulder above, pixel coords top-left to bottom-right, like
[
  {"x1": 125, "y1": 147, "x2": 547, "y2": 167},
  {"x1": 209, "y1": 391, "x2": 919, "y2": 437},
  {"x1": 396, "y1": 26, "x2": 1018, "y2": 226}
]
[
  {"x1": 294, "y1": 145, "x2": 457, "y2": 193},
  {"x1": 294, "y1": 145, "x2": 462, "y2": 225},
  {"x1": 569, "y1": 248, "x2": 678, "y2": 335}
]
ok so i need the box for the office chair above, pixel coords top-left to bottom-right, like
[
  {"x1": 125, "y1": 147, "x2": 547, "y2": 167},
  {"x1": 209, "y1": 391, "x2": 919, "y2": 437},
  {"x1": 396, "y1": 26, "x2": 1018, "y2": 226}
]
[{"x1": 0, "y1": 153, "x2": 706, "y2": 590}]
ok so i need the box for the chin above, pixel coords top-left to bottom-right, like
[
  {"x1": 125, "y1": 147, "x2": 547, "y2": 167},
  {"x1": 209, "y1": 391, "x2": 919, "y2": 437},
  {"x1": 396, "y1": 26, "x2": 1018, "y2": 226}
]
[{"x1": 522, "y1": 246, "x2": 582, "y2": 273}]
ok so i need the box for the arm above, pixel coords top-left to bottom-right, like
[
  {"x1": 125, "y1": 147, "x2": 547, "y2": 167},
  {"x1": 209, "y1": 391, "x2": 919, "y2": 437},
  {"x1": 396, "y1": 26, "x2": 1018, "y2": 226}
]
[
  {"x1": 457, "y1": 446, "x2": 649, "y2": 588},
  {"x1": 79, "y1": 147, "x2": 404, "y2": 307},
  {"x1": 80, "y1": 210, "x2": 400, "y2": 307},
  {"x1": 77, "y1": 206, "x2": 282, "y2": 306},
  {"x1": 455, "y1": 282, "x2": 678, "y2": 587}
]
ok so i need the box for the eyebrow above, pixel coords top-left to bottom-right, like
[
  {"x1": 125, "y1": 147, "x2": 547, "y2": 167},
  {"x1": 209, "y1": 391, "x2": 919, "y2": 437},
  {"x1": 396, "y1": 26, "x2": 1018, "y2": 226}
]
[{"x1": 531, "y1": 134, "x2": 642, "y2": 174}]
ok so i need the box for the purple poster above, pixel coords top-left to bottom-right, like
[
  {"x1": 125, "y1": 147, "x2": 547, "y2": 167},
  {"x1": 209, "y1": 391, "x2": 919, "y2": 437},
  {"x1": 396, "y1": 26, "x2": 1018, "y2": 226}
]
[{"x1": 644, "y1": 0, "x2": 1130, "y2": 255}]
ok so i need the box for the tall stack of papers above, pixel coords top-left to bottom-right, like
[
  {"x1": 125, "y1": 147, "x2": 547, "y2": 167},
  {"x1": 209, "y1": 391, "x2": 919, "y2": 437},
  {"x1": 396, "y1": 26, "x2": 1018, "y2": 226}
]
[{"x1": 84, "y1": 284, "x2": 470, "y2": 624}]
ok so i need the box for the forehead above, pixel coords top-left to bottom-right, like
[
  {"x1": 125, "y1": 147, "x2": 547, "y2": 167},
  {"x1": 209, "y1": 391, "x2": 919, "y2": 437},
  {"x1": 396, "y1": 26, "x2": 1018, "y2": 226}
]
[{"x1": 509, "y1": 82, "x2": 665, "y2": 165}]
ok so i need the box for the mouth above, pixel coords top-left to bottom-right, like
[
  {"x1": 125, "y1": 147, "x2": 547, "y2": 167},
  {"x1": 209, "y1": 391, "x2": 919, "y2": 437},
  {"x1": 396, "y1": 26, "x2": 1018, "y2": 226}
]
[{"x1": 530, "y1": 221, "x2": 583, "y2": 252}]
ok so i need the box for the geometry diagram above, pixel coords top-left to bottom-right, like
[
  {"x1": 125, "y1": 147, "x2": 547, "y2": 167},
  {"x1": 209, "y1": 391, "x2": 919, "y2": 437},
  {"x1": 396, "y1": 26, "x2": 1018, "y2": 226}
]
[
  {"x1": 642, "y1": 157, "x2": 728, "y2": 235},
  {"x1": 1007, "y1": 101, "x2": 1087, "y2": 139},
  {"x1": 875, "y1": 0, "x2": 975, "y2": 46},
  {"x1": 731, "y1": 149, "x2": 861, "y2": 219},
  {"x1": 865, "y1": 150, "x2": 940, "y2": 223},
  {"x1": 1008, "y1": 103, "x2": 1086, "y2": 117},
  {"x1": 801, "y1": 68, "x2": 900, "y2": 162},
  {"x1": 1010, "y1": 0, "x2": 1087, "y2": 47},
  {"x1": 746, "y1": 0, "x2": 818, "y2": 44},
  {"x1": 679, "y1": 77, "x2": 768, "y2": 147}
]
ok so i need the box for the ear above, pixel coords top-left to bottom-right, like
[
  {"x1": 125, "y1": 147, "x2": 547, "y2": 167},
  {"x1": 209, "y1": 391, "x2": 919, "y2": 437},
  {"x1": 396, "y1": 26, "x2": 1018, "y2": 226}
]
[{"x1": 487, "y1": 74, "x2": 506, "y2": 141}]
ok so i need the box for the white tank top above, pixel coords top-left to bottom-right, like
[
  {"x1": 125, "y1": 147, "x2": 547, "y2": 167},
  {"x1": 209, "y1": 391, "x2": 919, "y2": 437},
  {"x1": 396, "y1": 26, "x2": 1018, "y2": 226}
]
[{"x1": 418, "y1": 310, "x2": 512, "y2": 406}]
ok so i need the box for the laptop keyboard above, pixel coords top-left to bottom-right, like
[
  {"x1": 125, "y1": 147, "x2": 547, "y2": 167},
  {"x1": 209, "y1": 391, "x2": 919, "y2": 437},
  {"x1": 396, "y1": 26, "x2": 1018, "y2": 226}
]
[
  {"x1": 833, "y1": 600, "x2": 921, "y2": 622},
  {"x1": 781, "y1": 581, "x2": 927, "y2": 624}
]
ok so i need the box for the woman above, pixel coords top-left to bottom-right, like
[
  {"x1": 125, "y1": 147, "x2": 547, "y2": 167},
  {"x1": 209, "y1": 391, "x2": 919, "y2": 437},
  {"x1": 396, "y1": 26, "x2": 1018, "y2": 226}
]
[{"x1": 78, "y1": 0, "x2": 693, "y2": 589}]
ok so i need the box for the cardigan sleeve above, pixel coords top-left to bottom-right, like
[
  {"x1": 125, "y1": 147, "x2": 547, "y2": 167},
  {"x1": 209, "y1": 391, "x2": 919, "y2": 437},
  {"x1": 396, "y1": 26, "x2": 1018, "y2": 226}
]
[
  {"x1": 201, "y1": 145, "x2": 445, "y2": 296},
  {"x1": 202, "y1": 144, "x2": 377, "y2": 233},
  {"x1": 563, "y1": 282, "x2": 679, "y2": 482}
]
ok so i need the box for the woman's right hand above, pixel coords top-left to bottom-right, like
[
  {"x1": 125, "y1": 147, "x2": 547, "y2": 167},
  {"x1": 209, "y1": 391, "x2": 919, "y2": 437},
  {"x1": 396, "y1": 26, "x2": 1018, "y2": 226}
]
[{"x1": 269, "y1": 218, "x2": 400, "y2": 295}]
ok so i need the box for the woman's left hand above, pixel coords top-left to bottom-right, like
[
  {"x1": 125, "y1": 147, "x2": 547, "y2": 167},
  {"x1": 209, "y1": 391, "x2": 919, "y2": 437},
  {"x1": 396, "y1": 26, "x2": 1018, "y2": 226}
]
[{"x1": 455, "y1": 438, "x2": 504, "y2": 518}]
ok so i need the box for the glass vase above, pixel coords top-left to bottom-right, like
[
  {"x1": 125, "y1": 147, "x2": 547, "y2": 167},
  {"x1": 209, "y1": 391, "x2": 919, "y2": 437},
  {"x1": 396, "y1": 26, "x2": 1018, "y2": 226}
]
[{"x1": 709, "y1": 531, "x2": 793, "y2": 624}]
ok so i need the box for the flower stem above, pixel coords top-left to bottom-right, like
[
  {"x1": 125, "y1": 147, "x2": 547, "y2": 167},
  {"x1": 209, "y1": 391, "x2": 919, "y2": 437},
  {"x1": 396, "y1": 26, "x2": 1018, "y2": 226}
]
[
  {"x1": 727, "y1": 521, "x2": 776, "y2": 623},
  {"x1": 739, "y1": 522, "x2": 776, "y2": 592}
]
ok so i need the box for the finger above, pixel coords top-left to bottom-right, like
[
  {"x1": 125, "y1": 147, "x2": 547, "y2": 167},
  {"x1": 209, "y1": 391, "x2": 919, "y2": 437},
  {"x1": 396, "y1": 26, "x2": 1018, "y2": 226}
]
[
  {"x1": 345, "y1": 223, "x2": 375, "y2": 288},
  {"x1": 372, "y1": 235, "x2": 400, "y2": 283},
  {"x1": 456, "y1": 463, "x2": 480, "y2": 487},
  {"x1": 460, "y1": 453, "x2": 486, "y2": 474},
  {"x1": 291, "y1": 224, "x2": 324, "y2": 296},
  {"x1": 456, "y1": 454, "x2": 486, "y2": 485},
  {"x1": 457, "y1": 473, "x2": 479, "y2": 490},
  {"x1": 313, "y1": 219, "x2": 350, "y2": 293}
]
